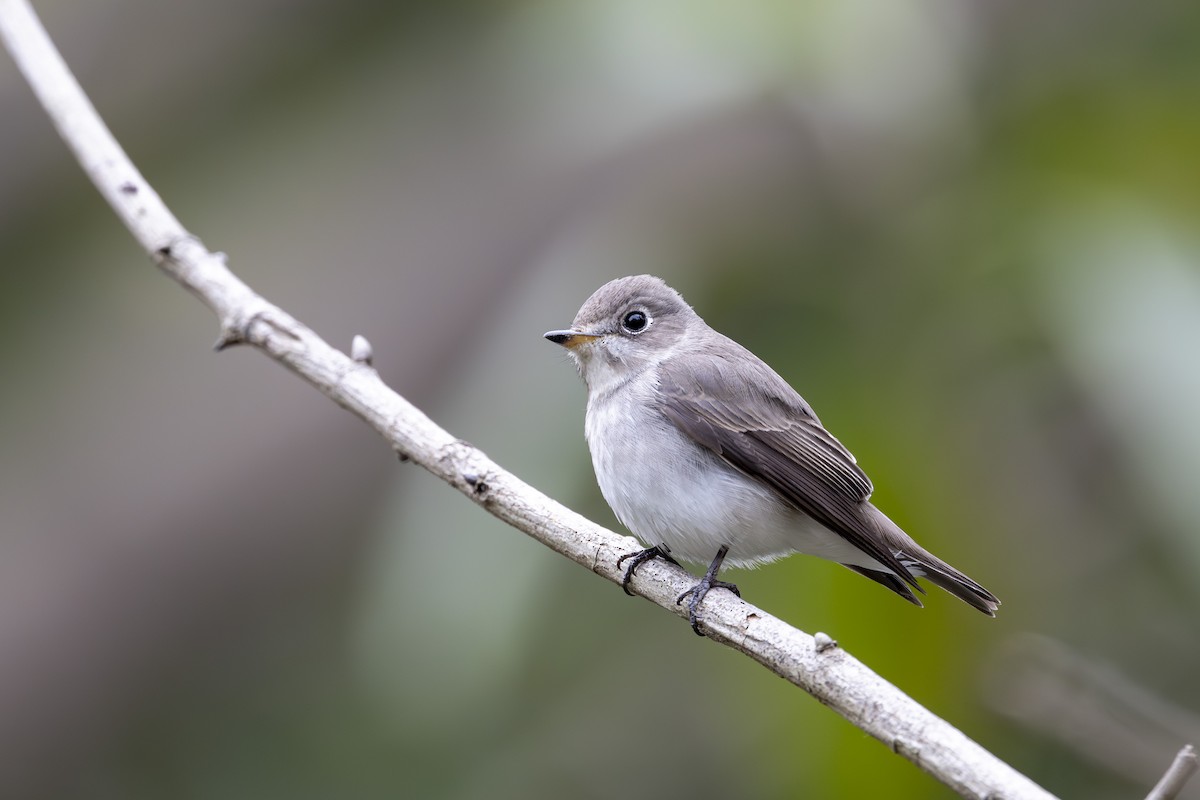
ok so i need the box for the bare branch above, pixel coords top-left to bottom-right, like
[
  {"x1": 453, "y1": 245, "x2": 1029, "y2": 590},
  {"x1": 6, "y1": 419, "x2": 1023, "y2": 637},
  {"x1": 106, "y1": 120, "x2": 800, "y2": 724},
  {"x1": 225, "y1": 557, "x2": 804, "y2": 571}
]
[
  {"x1": 1145, "y1": 745, "x2": 1198, "y2": 800},
  {"x1": 0, "y1": 2, "x2": 1057, "y2": 798}
]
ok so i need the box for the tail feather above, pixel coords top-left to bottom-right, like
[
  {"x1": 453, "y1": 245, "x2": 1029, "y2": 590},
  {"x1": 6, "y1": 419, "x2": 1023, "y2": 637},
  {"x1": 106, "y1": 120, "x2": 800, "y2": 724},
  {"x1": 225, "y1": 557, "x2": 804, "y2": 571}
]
[
  {"x1": 857, "y1": 504, "x2": 1000, "y2": 616},
  {"x1": 843, "y1": 557, "x2": 999, "y2": 615},
  {"x1": 842, "y1": 564, "x2": 925, "y2": 607},
  {"x1": 906, "y1": 553, "x2": 1000, "y2": 616}
]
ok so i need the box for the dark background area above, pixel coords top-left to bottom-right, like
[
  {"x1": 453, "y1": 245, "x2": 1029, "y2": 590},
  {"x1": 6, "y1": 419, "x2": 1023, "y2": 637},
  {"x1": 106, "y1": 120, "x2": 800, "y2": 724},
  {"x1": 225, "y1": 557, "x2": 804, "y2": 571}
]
[{"x1": 2, "y1": 1, "x2": 1199, "y2": 797}]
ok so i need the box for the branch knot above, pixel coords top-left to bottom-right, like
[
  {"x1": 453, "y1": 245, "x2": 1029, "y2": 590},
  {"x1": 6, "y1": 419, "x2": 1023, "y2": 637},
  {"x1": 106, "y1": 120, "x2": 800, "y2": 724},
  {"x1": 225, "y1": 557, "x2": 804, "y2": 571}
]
[{"x1": 214, "y1": 306, "x2": 301, "y2": 352}]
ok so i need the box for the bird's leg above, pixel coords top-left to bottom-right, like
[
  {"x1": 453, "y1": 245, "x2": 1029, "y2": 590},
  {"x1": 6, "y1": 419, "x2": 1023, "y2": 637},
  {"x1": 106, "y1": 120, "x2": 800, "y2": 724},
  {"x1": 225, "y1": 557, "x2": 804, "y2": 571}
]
[
  {"x1": 615, "y1": 544, "x2": 679, "y2": 596},
  {"x1": 676, "y1": 545, "x2": 740, "y2": 636}
]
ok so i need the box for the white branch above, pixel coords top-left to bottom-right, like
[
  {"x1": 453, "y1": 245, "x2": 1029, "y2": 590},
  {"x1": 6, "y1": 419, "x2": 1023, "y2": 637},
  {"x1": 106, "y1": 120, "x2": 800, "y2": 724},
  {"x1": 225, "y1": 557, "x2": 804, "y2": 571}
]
[
  {"x1": 0, "y1": 2, "x2": 1057, "y2": 798},
  {"x1": 1145, "y1": 745, "x2": 1198, "y2": 800}
]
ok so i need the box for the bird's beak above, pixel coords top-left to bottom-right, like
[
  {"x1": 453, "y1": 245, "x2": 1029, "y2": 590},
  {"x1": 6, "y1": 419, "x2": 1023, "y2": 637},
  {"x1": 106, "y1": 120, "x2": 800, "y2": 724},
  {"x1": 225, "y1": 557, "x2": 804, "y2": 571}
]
[{"x1": 544, "y1": 329, "x2": 599, "y2": 350}]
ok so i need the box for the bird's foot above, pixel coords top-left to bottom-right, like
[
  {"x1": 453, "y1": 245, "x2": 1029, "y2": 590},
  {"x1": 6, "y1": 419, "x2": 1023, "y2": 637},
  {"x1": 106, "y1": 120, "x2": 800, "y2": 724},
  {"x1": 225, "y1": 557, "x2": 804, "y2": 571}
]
[
  {"x1": 615, "y1": 545, "x2": 679, "y2": 596},
  {"x1": 675, "y1": 576, "x2": 740, "y2": 636},
  {"x1": 675, "y1": 544, "x2": 738, "y2": 636}
]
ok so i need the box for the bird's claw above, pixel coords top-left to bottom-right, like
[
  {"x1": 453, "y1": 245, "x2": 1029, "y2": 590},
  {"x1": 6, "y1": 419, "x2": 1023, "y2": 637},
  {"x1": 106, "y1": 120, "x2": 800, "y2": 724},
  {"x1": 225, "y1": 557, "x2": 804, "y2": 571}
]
[
  {"x1": 616, "y1": 545, "x2": 678, "y2": 596},
  {"x1": 676, "y1": 577, "x2": 741, "y2": 636}
]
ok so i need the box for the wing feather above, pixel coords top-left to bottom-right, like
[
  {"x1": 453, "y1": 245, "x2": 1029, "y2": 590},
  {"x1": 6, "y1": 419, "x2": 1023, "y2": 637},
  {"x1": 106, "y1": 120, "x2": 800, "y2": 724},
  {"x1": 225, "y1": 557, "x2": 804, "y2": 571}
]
[{"x1": 657, "y1": 348, "x2": 917, "y2": 587}]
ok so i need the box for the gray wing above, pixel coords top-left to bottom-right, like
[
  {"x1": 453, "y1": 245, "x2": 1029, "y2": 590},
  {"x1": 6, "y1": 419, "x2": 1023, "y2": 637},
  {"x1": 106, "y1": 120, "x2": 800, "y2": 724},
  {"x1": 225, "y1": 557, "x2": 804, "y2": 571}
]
[{"x1": 657, "y1": 348, "x2": 918, "y2": 587}]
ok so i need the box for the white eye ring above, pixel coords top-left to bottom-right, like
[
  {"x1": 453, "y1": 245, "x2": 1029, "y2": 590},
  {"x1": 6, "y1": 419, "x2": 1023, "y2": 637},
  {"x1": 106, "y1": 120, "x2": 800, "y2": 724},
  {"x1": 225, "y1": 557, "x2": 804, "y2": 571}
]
[{"x1": 621, "y1": 310, "x2": 649, "y2": 333}]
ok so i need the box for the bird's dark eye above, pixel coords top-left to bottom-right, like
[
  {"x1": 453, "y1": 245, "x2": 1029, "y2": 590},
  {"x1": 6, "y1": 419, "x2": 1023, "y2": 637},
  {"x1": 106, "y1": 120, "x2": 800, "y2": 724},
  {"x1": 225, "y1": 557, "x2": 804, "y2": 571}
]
[{"x1": 621, "y1": 310, "x2": 648, "y2": 333}]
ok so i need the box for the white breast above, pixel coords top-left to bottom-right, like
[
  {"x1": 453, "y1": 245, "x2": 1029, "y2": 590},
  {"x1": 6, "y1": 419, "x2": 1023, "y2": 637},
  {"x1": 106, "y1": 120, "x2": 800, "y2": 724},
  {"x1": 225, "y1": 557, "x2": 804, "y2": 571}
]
[{"x1": 584, "y1": 374, "x2": 876, "y2": 570}]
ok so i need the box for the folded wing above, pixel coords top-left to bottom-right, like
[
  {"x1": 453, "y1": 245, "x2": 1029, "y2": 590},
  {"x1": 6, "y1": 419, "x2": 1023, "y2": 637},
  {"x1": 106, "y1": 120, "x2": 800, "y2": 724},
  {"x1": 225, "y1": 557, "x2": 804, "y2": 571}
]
[{"x1": 657, "y1": 349, "x2": 919, "y2": 589}]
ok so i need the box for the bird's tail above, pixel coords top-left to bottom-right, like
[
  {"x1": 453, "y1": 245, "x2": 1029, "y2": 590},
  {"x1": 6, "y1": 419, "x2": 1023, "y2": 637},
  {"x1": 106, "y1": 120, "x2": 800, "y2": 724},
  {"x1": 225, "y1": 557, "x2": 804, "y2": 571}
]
[
  {"x1": 850, "y1": 504, "x2": 1000, "y2": 616},
  {"x1": 902, "y1": 551, "x2": 1000, "y2": 616}
]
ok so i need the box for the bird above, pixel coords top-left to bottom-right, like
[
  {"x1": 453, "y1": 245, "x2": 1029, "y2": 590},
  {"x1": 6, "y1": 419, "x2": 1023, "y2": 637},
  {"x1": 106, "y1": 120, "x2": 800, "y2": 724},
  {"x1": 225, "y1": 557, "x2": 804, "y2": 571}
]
[{"x1": 544, "y1": 274, "x2": 999, "y2": 635}]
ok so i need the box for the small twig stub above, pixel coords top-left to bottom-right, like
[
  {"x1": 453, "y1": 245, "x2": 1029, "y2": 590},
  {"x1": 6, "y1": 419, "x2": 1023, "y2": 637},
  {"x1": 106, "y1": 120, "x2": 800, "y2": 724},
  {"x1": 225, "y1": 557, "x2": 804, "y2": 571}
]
[{"x1": 1144, "y1": 744, "x2": 1198, "y2": 800}]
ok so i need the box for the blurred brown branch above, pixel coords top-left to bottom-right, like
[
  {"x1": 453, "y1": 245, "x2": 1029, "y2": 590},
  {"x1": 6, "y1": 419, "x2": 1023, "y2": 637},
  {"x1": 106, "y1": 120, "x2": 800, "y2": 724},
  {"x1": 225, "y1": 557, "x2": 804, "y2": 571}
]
[
  {"x1": 0, "y1": 1, "x2": 1066, "y2": 798},
  {"x1": 988, "y1": 634, "x2": 1199, "y2": 799}
]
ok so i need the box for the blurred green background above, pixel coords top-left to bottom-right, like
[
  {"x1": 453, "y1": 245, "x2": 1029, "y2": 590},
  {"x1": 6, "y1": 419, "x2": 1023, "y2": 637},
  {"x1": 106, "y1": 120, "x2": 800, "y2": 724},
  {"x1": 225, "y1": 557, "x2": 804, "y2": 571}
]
[{"x1": 2, "y1": 0, "x2": 1199, "y2": 797}]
